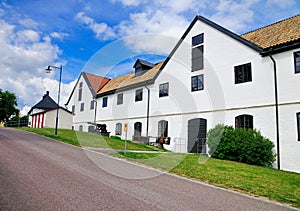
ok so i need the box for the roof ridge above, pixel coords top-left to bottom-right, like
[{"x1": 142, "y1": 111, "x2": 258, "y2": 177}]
[
  {"x1": 242, "y1": 13, "x2": 300, "y2": 36},
  {"x1": 84, "y1": 72, "x2": 106, "y2": 78}
]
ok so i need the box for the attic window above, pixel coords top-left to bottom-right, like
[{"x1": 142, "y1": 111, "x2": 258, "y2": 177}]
[
  {"x1": 134, "y1": 59, "x2": 154, "y2": 77},
  {"x1": 135, "y1": 66, "x2": 145, "y2": 77}
]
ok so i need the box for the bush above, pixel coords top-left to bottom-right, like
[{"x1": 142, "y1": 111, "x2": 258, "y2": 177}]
[
  {"x1": 110, "y1": 135, "x2": 122, "y2": 140},
  {"x1": 207, "y1": 124, "x2": 276, "y2": 167}
]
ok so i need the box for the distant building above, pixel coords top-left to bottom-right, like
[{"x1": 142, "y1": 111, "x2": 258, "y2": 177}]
[{"x1": 28, "y1": 91, "x2": 72, "y2": 129}]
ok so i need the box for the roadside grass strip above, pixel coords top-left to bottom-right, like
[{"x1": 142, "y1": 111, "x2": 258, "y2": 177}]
[{"x1": 113, "y1": 152, "x2": 300, "y2": 208}]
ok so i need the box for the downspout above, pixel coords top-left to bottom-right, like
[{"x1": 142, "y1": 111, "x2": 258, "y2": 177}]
[
  {"x1": 93, "y1": 98, "x2": 97, "y2": 125},
  {"x1": 269, "y1": 55, "x2": 280, "y2": 170},
  {"x1": 145, "y1": 85, "x2": 150, "y2": 142}
]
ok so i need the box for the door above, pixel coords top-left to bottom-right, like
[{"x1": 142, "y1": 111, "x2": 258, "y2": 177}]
[{"x1": 188, "y1": 118, "x2": 207, "y2": 153}]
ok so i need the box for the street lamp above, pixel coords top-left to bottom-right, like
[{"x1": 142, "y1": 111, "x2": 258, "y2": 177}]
[{"x1": 45, "y1": 65, "x2": 62, "y2": 136}]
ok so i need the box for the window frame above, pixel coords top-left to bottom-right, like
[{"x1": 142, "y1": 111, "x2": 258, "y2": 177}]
[
  {"x1": 297, "y1": 112, "x2": 300, "y2": 141},
  {"x1": 234, "y1": 63, "x2": 252, "y2": 84},
  {"x1": 192, "y1": 33, "x2": 204, "y2": 71},
  {"x1": 135, "y1": 88, "x2": 143, "y2": 102},
  {"x1": 117, "y1": 93, "x2": 123, "y2": 105},
  {"x1": 134, "y1": 122, "x2": 142, "y2": 137},
  {"x1": 102, "y1": 97, "x2": 108, "y2": 108},
  {"x1": 78, "y1": 82, "x2": 83, "y2": 101},
  {"x1": 115, "y1": 123, "x2": 122, "y2": 135},
  {"x1": 71, "y1": 105, "x2": 75, "y2": 115},
  {"x1": 80, "y1": 102, "x2": 84, "y2": 112},
  {"x1": 235, "y1": 114, "x2": 253, "y2": 129},
  {"x1": 90, "y1": 100, "x2": 95, "y2": 110},
  {"x1": 294, "y1": 51, "x2": 300, "y2": 74},
  {"x1": 159, "y1": 83, "x2": 169, "y2": 98},
  {"x1": 192, "y1": 33, "x2": 204, "y2": 47},
  {"x1": 191, "y1": 75, "x2": 204, "y2": 92},
  {"x1": 158, "y1": 120, "x2": 168, "y2": 138}
]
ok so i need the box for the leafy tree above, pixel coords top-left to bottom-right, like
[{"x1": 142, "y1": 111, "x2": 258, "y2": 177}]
[
  {"x1": 0, "y1": 88, "x2": 19, "y2": 122},
  {"x1": 207, "y1": 125, "x2": 276, "y2": 167}
]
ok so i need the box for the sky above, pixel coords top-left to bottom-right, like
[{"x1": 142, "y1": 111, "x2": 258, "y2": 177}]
[{"x1": 0, "y1": 0, "x2": 299, "y2": 116}]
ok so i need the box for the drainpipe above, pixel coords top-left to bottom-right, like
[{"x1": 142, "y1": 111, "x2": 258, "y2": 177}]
[
  {"x1": 269, "y1": 55, "x2": 280, "y2": 170},
  {"x1": 145, "y1": 85, "x2": 150, "y2": 142},
  {"x1": 93, "y1": 98, "x2": 97, "y2": 125}
]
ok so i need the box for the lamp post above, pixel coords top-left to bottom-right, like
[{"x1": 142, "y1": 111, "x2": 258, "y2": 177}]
[{"x1": 46, "y1": 65, "x2": 62, "y2": 136}]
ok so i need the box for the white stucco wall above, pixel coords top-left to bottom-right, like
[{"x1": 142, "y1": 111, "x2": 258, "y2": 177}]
[
  {"x1": 68, "y1": 74, "x2": 96, "y2": 132},
  {"x1": 44, "y1": 109, "x2": 72, "y2": 129}
]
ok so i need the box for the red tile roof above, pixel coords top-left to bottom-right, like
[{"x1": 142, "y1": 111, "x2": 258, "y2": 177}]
[
  {"x1": 241, "y1": 14, "x2": 300, "y2": 49},
  {"x1": 85, "y1": 73, "x2": 110, "y2": 93}
]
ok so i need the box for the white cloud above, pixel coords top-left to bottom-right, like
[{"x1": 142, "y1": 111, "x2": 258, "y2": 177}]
[
  {"x1": 50, "y1": 32, "x2": 69, "y2": 41},
  {"x1": 111, "y1": 0, "x2": 147, "y2": 6},
  {"x1": 266, "y1": 0, "x2": 296, "y2": 8},
  {"x1": 210, "y1": 0, "x2": 259, "y2": 33},
  {"x1": 0, "y1": 18, "x2": 72, "y2": 116},
  {"x1": 16, "y1": 29, "x2": 40, "y2": 43},
  {"x1": 18, "y1": 18, "x2": 39, "y2": 29},
  {"x1": 75, "y1": 12, "x2": 116, "y2": 40}
]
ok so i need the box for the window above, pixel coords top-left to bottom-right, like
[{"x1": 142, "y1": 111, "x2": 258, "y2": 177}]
[
  {"x1": 90, "y1": 100, "x2": 95, "y2": 110},
  {"x1": 102, "y1": 97, "x2": 108, "y2": 107},
  {"x1": 79, "y1": 125, "x2": 83, "y2": 132},
  {"x1": 192, "y1": 45, "x2": 204, "y2": 71},
  {"x1": 115, "y1": 123, "x2": 122, "y2": 135},
  {"x1": 80, "y1": 103, "x2": 84, "y2": 112},
  {"x1": 72, "y1": 105, "x2": 75, "y2": 115},
  {"x1": 235, "y1": 63, "x2": 252, "y2": 84},
  {"x1": 191, "y1": 75, "x2": 204, "y2": 91},
  {"x1": 297, "y1": 113, "x2": 300, "y2": 141},
  {"x1": 192, "y1": 33, "x2": 204, "y2": 46},
  {"x1": 235, "y1": 115, "x2": 253, "y2": 129},
  {"x1": 78, "y1": 82, "x2": 83, "y2": 101},
  {"x1": 159, "y1": 83, "x2": 169, "y2": 97},
  {"x1": 294, "y1": 51, "x2": 300, "y2": 73},
  {"x1": 117, "y1": 93, "x2": 123, "y2": 105},
  {"x1": 135, "y1": 88, "x2": 143, "y2": 102},
  {"x1": 192, "y1": 33, "x2": 204, "y2": 71},
  {"x1": 158, "y1": 120, "x2": 168, "y2": 138},
  {"x1": 134, "y1": 122, "x2": 142, "y2": 137}
]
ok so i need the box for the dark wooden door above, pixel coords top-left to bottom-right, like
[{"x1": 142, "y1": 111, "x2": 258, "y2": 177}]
[{"x1": 188, "y1": 118, "x2": 207, "y2": 153}]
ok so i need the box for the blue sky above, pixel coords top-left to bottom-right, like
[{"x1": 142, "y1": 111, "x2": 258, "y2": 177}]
[{"x1": 0, "y1": 0, "x2": 299, "y2": 115}]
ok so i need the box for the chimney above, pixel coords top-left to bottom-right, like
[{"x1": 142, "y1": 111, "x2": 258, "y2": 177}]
[{"x1": 43, "y1": 91, "x2": 49, "y2": 98}]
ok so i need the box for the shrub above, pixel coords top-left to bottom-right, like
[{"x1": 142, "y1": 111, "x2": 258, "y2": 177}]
[
  {"x1": 207, "y1": 125, "x2": 276, "y2": 167},
  {"x1": 110, "y1": 135, "x2": 122, "y2": 140}
]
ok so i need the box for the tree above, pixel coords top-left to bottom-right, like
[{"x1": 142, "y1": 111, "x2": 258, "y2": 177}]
[{"x1": 0, "y1": 88, "x2": 19, "y2": 122}]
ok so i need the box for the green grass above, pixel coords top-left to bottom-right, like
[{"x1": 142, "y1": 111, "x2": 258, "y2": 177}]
[
  {"x1": 18, "y1": 127, "x2": 163, "y2": 151},
  {"x1": 113, "y1": 152, "x2": 300, "y2": 208}
]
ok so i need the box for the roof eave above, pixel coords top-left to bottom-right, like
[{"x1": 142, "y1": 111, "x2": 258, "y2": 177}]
[{"x1": 260, "y1": 41, "x2": 300, "y2": 56}]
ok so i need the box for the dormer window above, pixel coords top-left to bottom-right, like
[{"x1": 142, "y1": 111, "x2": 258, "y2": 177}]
[{"x1": 133, "y1": 59, "x2": 154, "y2": 77}]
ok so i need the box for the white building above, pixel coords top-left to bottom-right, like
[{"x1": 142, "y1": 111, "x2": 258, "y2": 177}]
[
  {"x1": 65, "y1": 72, "x2": 110, "y2": 132},
  {"x1": 28, "y1": 91, "x2": 72, "y2": 129},
  {"x1": 67, "y1": 14, "x2": 300, "y2": 173}
]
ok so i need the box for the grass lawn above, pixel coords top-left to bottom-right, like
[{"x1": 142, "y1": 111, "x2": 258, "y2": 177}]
[
  {"x1": 17, "y1": 127, "x2": 300, "y2": 208},
  {"x1": 18, "y1": 127, "x2": 163, "y2": 151},
  {"x1": 114, "y1": 152, "x2": 300, "y2": 208}
]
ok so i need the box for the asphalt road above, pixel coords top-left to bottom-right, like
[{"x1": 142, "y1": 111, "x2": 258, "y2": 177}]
[{"x1": 0, "y1": 128, "x2": 295, "y2": 210}]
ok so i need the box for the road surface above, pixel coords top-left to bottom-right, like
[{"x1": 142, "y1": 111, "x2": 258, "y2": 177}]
[{"x1": 0, "y1": 128, "x2": 295, "y2": 210}]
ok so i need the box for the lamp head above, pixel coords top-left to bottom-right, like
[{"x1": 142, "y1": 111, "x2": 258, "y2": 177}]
[{"x1": 45, "y1": 65, "x2": 52, "y2": 73}]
